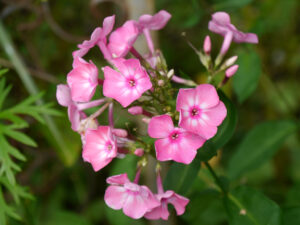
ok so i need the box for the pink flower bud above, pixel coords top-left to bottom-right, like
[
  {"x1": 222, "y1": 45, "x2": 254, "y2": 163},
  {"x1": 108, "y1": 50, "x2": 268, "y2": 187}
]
[
  {"x1": 158, "y1": 80, "x2": 164, "y2": 86},
  {"x1": 112, "y1": 128, "x2": 128, "y2": 138},
  {"x1": 203, "y1": 35, "x2": 211, "y2": 55},
  {"x1": 134, "y1": 148, "x2": 144, "y2": 157},
  {"x1": 128, "y1": 106, "x2": 143, "y2": 115},
  {"x1": 224, "y1": 55, "x2": 238, "y2": 68},
  {"x1": 142, "y1": 117, "x2": 151, "y2": 124},
  {"x1": 225, "y1": 65, "x2": 239, "y2": 78}
]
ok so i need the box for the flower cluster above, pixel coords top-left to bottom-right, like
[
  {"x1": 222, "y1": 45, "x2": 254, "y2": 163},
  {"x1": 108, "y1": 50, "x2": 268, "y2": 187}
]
[{"x1": 57, "y1": 11, "x2": 258, "y2": 220}]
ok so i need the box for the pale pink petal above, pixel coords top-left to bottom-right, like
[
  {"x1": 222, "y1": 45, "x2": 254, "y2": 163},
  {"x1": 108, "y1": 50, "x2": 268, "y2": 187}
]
[
  {"x1": 68, "y1": 105, "x2": 81, "y2": 131},
  {"x1": 202, "y1": 101, "x2": 227, "y2": 126},
  {"x1": 209, "y1": 11, "x2": 258, "y2": 44},
  {"x1": 138, "y1": 10, "x2": 171, "y2": 30},
  {"x1": 106, "y1": 173, "x2": 130, "y2": 185},
  {"x1": 104, "y1": 186, "x2": 127, "y2": 210},
  {"x1": 56, "y1": 84, "x2": 72, "y2": 107},
  {"x1": 242, "y1": 32, "x2": 259, "y2": 44},
  {"x1": 148, "y1": 115, "x2": 174, "y2": 138}
]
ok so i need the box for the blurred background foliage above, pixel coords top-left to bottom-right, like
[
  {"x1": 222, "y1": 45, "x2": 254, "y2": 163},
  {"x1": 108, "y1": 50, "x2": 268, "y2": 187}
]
[{"x1": 0, "y1": 0, "x2": 300, "y2": 224}]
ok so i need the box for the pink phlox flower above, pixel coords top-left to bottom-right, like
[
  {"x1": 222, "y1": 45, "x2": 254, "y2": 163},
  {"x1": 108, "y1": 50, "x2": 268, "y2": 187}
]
[
  {"x1": 138, "y1": 11, "x2": 171, "y2": 56},
  {"x1": 176, "y1": 84, "x2": 227, "y2": 139},
  {"x1": 74, "y1": 15, "x2": 115, "y2": 58},
  {"x1": 103, "y1": 58, "x2": 152, "y2": 107},
  {"x1": 104, "y1": 173, "x2": 160, "y2": 219},
  {"x1": 138, "y1": 10, "x2": 171, "y2": 31},
  {"x1": 148, "y1": 115, "x2": 206, "y2": 164},
  {"x1": 67, "y1": 57, "x2": 98, "y2": 102},
  {"x1": 56, "y1": 84, "x2": 86, "y2": 131},
  {"x1": 82, "y1": 126, "x2": 117, "y2": 171},
  {"x1": 106, "y1": 20, "x2": 139, "y2": 59},
  {"x1": 208, "y1": 12, "x2": 258, "y2": 44},
  {"x1": 144, "y1": 173, "x2": 189, "y2": 220}
]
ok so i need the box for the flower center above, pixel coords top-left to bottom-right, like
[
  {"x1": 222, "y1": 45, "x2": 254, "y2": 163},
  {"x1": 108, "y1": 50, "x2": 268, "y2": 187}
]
[
  {"x1": 129, "y1": 79, "x2": 136, "y2": 87},
  {"x1": 106, "y1": 143, "x2": 113, "y2": 151},
  {"x1": 171, "y1": 132, "x2": 179, "y2": 140},
  {"x1": 190, "y1": 107, "x2": 201, "y2": 117},
  {"x1": 191, "y1": 108, "x2": 198, "y2": 116}
]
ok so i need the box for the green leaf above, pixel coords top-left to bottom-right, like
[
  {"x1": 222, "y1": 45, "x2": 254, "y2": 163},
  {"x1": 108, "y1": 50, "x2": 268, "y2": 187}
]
[
  {"x1": 0, "y1": 79, "x2": 11, "y2": 111},
  {"x1": 164, "y1": 154, "x2": 201, "y2": 195},
  {"x1": 233, "y1": 50, "x2": 262, "y2": 103},
  {"x1": 225, "y1": 186, "x2": 281, "y2": 225},
  {"x1": 228, "y1": 120, "x2": 298, "y2": 179},
  {"x1": 198, "y1": 91, "x2": 237, "y2": 161},
  {"x1": 2, "y1": 127, "x2": 37, "y2": 147},
  {"x1": 282, "y1": 207, "x2": 300, "y2": 225},
  {"x1": 0, "y1": 68, "x2": 9, "y2": 77}
]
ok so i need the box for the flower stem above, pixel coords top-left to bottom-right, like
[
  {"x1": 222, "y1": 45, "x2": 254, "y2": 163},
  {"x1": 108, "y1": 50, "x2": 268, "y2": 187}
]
[{"x1": 204, "y1": 161, "x2": 227, "y2": 195}]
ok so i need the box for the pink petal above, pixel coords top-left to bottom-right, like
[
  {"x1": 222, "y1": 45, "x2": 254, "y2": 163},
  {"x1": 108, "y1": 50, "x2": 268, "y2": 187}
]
[
  {"x1": 155, "y1": 138, "x2": 177, "y2": 162},
  {"x1": 106, "y1": 173, "x2": 130, "y2": 185},
  {"x1": 179, "y1": 113, "x2": 218, "y2": 139},
  {"x1": 104, "y1": 186, "x2": 127, "y2": 210},
  {"x1": 202, "y1": 101, "x2": 227, "y2": 126},
  {"x1": 102, "y1": 15, "x2": 115, "y2": 36},
  {"x1": 107, "y1": 20, "x2": 139, "y2": 58},
  {"x1": 168, "y1": 193, "x2": 189, "y2": 215},
  {"x1": 138, "y1": 10, "x2": 171, "y2": 30},
  {"x1": 56, "y1": 84, "x2": 72, "y2": 107},
  {"x1": 173, "y1": 131, "x2": 206, "y2": 164},
  {"x1": 195, "y1": 84, "x2": 220, "y2": 109},
  {"x1": 211, "y1": 12, "x2": 231, "y2": 26},
  {"x1": 148, "y1": 115, "x2": 174, "y2": 138},
  {"x1": 144, "y1": 203, "x2": 169, "y2": 220},
  {"x1": 176, "y1": 88, "x2": 196, "y2": 111},
  {"x1": 122, "y1": 187, "x2": 158, "y2": 219}
]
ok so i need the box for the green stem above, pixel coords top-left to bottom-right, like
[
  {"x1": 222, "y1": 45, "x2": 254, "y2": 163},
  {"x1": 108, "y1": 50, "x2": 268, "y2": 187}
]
[
  {"x1": 0, "y1": 21, "x2": 72, "y2": 165},
  {"x1": 204, "y1": 161, "x2": 227, "y2": 195}
]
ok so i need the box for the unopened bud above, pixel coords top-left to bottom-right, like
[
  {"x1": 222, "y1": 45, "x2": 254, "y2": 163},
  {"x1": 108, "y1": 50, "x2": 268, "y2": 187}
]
[
  {"x1": 157, "y1": 80, "x2": 164, "y2": 86},
  {"x1": 142, "y1": 117, "x2": 151, "y2": 124},
  {"x1": 112, "y1": 128, "x2": 128, "y2": 138},
  {"x1": 220, "y1": 55, "x2": 238, "y2": 70},
  {"x1": 225, "y1": 65, "x2": 239, "y2": 78},
  {"x1": 167, "y1": 69, "x2": 174, "y2": 78},
  {"x1": 203, "y1": 35, "x2": 211, "y2": 55},
  {"x1": 128, "y1": 106, "x2": 143, "y2": 115},
  {"x1": 134, "y1": 148, "x2": 144, "y2": 157}
]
